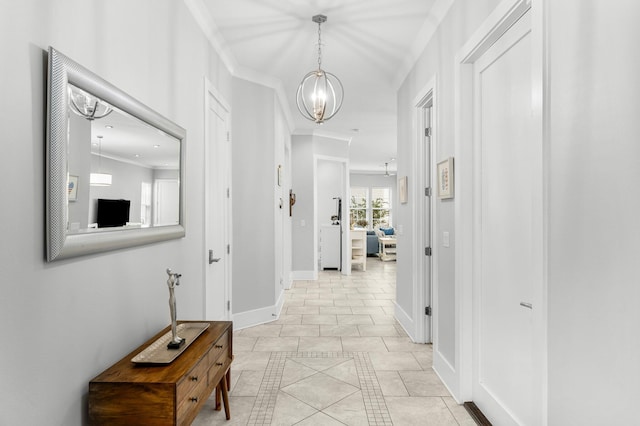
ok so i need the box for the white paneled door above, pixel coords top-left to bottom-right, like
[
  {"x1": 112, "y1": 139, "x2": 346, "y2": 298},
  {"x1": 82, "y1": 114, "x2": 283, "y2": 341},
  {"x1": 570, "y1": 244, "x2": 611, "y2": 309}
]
[
  {"x1": 205, "y1": 83, "x2": 231, "y2": 321},
  {"x1": 472, "y1": 10, "x2": 536, "y2": 425}
]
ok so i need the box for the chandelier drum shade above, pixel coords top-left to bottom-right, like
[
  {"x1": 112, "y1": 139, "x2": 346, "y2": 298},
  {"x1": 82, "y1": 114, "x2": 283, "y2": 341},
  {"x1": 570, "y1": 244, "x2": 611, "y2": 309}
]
[{"x1": 296, "y1": 15, "x2": 344, "y2": 124}]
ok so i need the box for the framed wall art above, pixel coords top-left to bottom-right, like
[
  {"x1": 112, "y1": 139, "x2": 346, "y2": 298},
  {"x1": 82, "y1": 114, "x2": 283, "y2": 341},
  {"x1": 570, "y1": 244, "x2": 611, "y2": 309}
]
[
  {"x1": 68, "y1": 175, "x2": 78, "y2": 202},
  {"x1": 399, "y1": 176, "x2": 408, "y2": 204},
  {"x1": 437, "y1": 157, "x2": 454, "y2": 199}
]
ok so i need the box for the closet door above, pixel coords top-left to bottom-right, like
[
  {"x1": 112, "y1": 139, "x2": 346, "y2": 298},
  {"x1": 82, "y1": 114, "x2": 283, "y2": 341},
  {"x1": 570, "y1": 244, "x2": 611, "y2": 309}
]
[{"x1": 471, "y1": 10, "x2": 536, "y2": 425}]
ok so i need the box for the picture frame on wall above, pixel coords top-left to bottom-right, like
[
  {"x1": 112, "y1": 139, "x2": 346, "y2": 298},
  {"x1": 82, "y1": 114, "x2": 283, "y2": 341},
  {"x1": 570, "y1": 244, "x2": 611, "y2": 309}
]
[
  {"x1": 399, "y1": 176, "x2": 408, "y2": 204},
  {"x1": 68, "y1": 175, "x2": 78, "y2": 202},
  {"x1": 437, "y1": 157, "x2": 454, "y2": 199}
]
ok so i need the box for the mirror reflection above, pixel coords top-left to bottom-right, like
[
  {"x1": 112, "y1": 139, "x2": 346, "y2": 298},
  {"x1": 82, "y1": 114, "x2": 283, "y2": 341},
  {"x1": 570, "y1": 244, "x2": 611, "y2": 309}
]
[{"x1": 66, "y1": 84, "x2": 180, "y2": 234}]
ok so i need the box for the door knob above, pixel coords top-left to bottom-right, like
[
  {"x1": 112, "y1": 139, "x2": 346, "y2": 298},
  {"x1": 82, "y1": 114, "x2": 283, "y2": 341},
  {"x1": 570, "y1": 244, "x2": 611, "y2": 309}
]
[{"x1": 209, "y1": 250, "x2": 221, "y2": 264}]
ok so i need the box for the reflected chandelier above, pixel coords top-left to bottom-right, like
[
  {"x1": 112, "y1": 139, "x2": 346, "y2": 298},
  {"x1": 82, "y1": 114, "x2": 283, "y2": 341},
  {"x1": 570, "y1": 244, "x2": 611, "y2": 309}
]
[
  {"x1": 68, "y1": 85, "x2": 113, "y2": 121},
  {"x1": 296, "y1": 15, "x2": 344, "y2": 124}
]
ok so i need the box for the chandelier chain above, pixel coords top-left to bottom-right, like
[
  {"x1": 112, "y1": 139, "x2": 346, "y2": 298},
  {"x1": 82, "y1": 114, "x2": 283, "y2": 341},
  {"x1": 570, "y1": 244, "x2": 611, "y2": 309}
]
[{"x1": 317, "y1": 21, "x2": 322, "y2": 69}]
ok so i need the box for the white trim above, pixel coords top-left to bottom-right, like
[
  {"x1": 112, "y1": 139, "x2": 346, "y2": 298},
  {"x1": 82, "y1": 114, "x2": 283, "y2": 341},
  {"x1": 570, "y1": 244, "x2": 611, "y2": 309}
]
[
  {"x1": 183, "y1": 0, "x2": 295, "y2": 134},
  {"x1": 232, "y1": 302, "x2": 281, "y2": 331},
  {"x1": 411, "y1": 76, "x2": 437, "y2": 345},
  {"x1": 531, "y1": 0, "x2": 549, "y2": 424},
  {"x1": 291, "y1": 270, "x2": 317, "y2": 281},
  {"x1": 393, "y1": 301, "x2": 415, "y2": 341},
  {"x1": 292, "y1": 128, "x2": 353, "y2": 144},
  {"x1": 203, "y1": 77, "x2": 233, "y2": 321},
  {"x1": 313, "y1": 154, "x2": 351, "y2": 276}
]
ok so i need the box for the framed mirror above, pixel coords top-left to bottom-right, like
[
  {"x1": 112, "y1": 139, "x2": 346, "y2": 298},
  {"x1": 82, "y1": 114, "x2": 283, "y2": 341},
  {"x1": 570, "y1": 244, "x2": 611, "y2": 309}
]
[{"x1": 46, "y1": 47, "x2": 186, "y2": 261}]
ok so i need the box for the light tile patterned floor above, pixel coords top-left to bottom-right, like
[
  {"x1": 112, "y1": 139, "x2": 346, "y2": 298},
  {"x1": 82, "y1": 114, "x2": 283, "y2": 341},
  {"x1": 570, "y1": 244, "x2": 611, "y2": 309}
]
[{"x1": 194, "y1": 259, "x2": 476, "y2": 426}]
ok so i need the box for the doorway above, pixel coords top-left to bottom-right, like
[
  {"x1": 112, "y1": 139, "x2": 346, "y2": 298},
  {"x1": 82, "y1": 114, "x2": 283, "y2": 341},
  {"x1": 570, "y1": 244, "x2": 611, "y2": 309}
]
[
  {"x1": 413, "y1": 82, "x2": 435, "y2": 345},
  {"x1": 204, "y1": 79, "x2": 232, "y2": 321}
]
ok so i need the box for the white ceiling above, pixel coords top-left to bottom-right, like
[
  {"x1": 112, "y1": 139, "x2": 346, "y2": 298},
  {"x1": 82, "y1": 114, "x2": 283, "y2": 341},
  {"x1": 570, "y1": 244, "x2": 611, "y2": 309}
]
[{"x1": 198, "y1": 0, "x2": 442, "y2": 173}]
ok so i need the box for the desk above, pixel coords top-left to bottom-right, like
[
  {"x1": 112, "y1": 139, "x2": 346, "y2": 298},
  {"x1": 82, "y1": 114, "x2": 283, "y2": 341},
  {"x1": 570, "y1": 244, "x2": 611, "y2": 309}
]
[
  {"x1": 378, "y1": 237, "x2": 397, "y2": 261},
  {"x1": 89, "y1": 321, "x2": 233, "y2": 425}
]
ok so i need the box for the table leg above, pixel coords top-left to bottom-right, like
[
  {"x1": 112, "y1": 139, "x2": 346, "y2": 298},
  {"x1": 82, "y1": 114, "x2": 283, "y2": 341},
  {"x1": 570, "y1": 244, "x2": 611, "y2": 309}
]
[{"x1": 221, "y1": 371, "x2": 231, "y2": 420}]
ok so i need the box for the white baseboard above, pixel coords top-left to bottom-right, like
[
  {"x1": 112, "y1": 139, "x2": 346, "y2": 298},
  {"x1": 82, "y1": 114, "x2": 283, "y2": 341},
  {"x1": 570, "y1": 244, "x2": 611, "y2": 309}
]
[
  {"x1": 232, "y1": 291, "x2": 286, "y2": 331},
  {"x1": 232, "y1": 305, "x2": 277, "y2": 330},
  {"x1": 394, "y1": 302, "x2": 416, "y2": 341},
  {"x1": 433, "y1": 346, "x2": 459, "y2": 401},
  {"x1": 291, "y1": 270, "x2": 317, "y2": 281}
]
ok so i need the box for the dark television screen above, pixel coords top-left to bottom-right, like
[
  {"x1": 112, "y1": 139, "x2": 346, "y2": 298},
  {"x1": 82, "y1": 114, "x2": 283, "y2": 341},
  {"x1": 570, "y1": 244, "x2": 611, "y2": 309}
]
[{"x1": 97, "y1": 199, "x2": 130, "y2": 228}]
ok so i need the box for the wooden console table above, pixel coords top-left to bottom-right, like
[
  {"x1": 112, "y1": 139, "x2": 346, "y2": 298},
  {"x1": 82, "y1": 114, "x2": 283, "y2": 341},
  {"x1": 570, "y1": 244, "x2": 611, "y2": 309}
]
[{"x1": 89, "y1": 320, "x2": 233, "y2": 425}]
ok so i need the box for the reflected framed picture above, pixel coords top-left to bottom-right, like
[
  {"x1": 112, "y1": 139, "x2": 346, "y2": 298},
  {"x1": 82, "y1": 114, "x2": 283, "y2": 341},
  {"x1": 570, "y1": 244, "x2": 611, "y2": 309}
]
[
  {"x1": 399, "y1": 176, "x2": 408, "y2": 204},
  {"x1": 68, "y1": 175, "x2": 78, "y2": 202},
  {"x1": 437, "y1": 157, "x2": 454, "y2": 199}
]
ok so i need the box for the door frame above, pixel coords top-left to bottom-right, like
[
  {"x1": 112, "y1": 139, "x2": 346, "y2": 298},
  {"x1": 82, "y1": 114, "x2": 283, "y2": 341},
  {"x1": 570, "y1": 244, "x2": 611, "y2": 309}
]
[
  {"x1": 453, "y1": 0, "x2": 547, "y2": 423},
  {"x1": 412, "y1": 77, "x2": 437, "y2": 344},
  {"x1": 313, "y1": 154, "x2": 350, "y2": 276},
  {"x1": 203, "y1": 77, "x2": 232, "y2": 320}
]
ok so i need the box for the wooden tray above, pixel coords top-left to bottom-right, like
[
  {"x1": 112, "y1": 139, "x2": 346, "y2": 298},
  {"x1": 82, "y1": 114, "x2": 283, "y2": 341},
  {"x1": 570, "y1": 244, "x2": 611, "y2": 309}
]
[{"x1": 131, "y1": 322, "x2": 210, "y2": 364}]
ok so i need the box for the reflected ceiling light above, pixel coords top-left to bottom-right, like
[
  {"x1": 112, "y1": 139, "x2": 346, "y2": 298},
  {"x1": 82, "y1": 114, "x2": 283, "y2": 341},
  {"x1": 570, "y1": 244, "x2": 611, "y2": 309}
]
[
  {"x1": 90, "y1": 135, "x2": 112, "y2": 186},
  {"x1": 68, "y1": 85, "x2": 113, "y2": 121},
  {"x1": 296, "y1": 14, "x2": 344, "y2": 124}
]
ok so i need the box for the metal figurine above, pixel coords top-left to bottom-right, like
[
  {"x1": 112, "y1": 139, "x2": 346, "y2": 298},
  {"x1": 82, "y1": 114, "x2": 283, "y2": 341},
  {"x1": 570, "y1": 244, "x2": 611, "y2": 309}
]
[{"x1": 166, "y1": 268, "x2": 185, "y2": 349}]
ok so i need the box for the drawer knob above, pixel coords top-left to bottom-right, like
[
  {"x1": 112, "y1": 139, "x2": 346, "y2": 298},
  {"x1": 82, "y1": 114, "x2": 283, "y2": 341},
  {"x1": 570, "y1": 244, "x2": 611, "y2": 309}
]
[
  {"x1": 190, "y1": 376, "x2": 198, "y2": 382},
  {"x1": 216, "y1": 362, "x2": 223, "y2": 366},
  {"x1": 190, "y1": 397, "x2": 198, "y2": 403},
  {"x1": 215, "y1": 344, "x2": 223, "y2": 349}
]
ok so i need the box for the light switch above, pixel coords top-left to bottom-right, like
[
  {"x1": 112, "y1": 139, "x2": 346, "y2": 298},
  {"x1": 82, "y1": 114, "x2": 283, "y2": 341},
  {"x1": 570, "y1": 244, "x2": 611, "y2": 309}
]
[
  {"x1": 443, "y1": 231, "x2": 450, "y2": 248},
  {"x1": 300, "y1": 219, "x2": 306, "y2": 227}
]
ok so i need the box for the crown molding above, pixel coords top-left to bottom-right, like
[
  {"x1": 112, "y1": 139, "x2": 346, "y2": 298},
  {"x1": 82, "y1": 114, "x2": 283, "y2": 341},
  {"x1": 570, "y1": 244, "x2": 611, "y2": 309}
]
[
  {"x1": 392, "y1": 0, "x2": 455, "y2": 89},
  {"x1": 184, "y1": 0, "x2": 295, "y2": 133}
]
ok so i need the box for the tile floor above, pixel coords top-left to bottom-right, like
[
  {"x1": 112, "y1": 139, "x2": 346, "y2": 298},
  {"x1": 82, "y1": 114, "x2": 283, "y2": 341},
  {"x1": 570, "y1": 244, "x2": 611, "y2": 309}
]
[{"x1": 194, "y1": 258, "x2": 476, "y2": 426}]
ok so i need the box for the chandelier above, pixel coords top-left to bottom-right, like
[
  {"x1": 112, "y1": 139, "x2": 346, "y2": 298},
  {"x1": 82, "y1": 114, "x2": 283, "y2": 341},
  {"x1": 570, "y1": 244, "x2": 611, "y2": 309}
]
[{"x1": 296, "y1": 15, "x2": 344, "y2": 124}]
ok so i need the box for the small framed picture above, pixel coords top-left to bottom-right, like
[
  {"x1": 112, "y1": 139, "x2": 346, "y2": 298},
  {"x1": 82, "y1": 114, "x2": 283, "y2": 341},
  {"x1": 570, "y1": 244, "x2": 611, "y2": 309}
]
[
  {"x1": 68, "y1": 175, "x2": 78, "y2": 202},
  {"x1": 399, "y1": 176, "x2": 408, "y2": 204},
  {"x1": 437, "y1": 157, "x2": 454, "y2": 199}
]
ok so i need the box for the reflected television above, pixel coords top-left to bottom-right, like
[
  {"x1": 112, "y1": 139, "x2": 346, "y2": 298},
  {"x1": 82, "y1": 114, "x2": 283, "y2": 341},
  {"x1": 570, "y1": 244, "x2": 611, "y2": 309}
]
[{"x1": 97, "y1": 199, "x2": 130, "y2": 228}]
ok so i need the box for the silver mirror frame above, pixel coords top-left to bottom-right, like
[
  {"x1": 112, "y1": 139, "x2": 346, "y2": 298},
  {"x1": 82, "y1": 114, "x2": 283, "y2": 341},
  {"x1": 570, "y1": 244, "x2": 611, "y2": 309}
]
[{"x1": 46, "y1": 47, "x2": 186, "y2": 261}]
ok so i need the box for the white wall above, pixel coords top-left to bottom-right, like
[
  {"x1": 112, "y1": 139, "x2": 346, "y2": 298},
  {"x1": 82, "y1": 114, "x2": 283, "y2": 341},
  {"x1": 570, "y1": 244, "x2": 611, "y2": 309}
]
[
  {"x1": 547, "y1": 1, "x2": 640, "y2": 423},
  {"x1": 396, "y1": 0, "x2": 502, "y2": 388},
  {"x1": 231, "y1": 78, "x2": 276, "y2": 314},
  {"x1": 0, "y1": 1, "x2": 232, "y2": 425},
  {"x1": 291, "y1": 136, "x2": 315, "y2": 275}
]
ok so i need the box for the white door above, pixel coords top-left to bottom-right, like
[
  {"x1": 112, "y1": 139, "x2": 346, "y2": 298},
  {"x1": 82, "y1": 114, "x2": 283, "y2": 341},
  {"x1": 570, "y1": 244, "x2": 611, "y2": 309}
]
[
  {"x1": 205, "y1": 85, "x2": 231, "y2": 320},
  {"x1": 472, "y1": 10, "x2": 535, "y2": 425},
  {"x1": 154, "y1": 179, "x2": 179, "y2": 226}
]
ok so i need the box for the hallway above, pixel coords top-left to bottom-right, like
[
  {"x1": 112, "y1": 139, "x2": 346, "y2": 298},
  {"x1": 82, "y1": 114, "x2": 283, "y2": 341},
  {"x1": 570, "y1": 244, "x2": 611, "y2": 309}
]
[{"x1": 194, "y1": 260, "x2": 474, "y2": 425}]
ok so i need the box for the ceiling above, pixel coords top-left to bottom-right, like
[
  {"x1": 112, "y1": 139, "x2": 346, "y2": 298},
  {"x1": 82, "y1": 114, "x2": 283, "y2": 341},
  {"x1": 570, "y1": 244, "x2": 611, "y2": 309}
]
[{"x1": 198, "y1": 0, "x2": 441, "y2": 174}]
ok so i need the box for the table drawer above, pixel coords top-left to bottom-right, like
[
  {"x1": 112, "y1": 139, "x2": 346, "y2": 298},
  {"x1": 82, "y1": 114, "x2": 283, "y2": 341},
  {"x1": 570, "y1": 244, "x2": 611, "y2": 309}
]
[
  {"x1": 208, "y1": 331, "x2": 229, "y2": 364},
  {"x1": 176, "y1": 375, "x2": 208, "y2": 423},
  {"x1": 176, "y1": 356, "x2": 208, "y2": 404}
]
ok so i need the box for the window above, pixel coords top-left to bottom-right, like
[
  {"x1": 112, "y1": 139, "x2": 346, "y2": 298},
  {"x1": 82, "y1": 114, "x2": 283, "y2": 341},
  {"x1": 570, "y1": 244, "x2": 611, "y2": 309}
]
[
  {"x1": 349, "y1": 186, "x2": 393, "y2": 229},
  {"x1": 371, "y1": 187, "x2": 391, "y2": 229},
  {"x1": 140, "y1": 182, "x2": 152, "y2": 226},
  {"x1": 350, "y1": 187, "x2": 368, "y2": 228}
]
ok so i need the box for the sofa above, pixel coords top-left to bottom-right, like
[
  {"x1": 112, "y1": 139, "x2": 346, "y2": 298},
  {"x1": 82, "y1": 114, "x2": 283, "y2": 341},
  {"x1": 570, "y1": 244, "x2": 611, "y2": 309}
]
[
  {"x1": 366, "y1": 231, "x2": 379, "y2": 255},
  {"x1": 366, "y1": 227, "x2": 395, "y2": 256}
]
